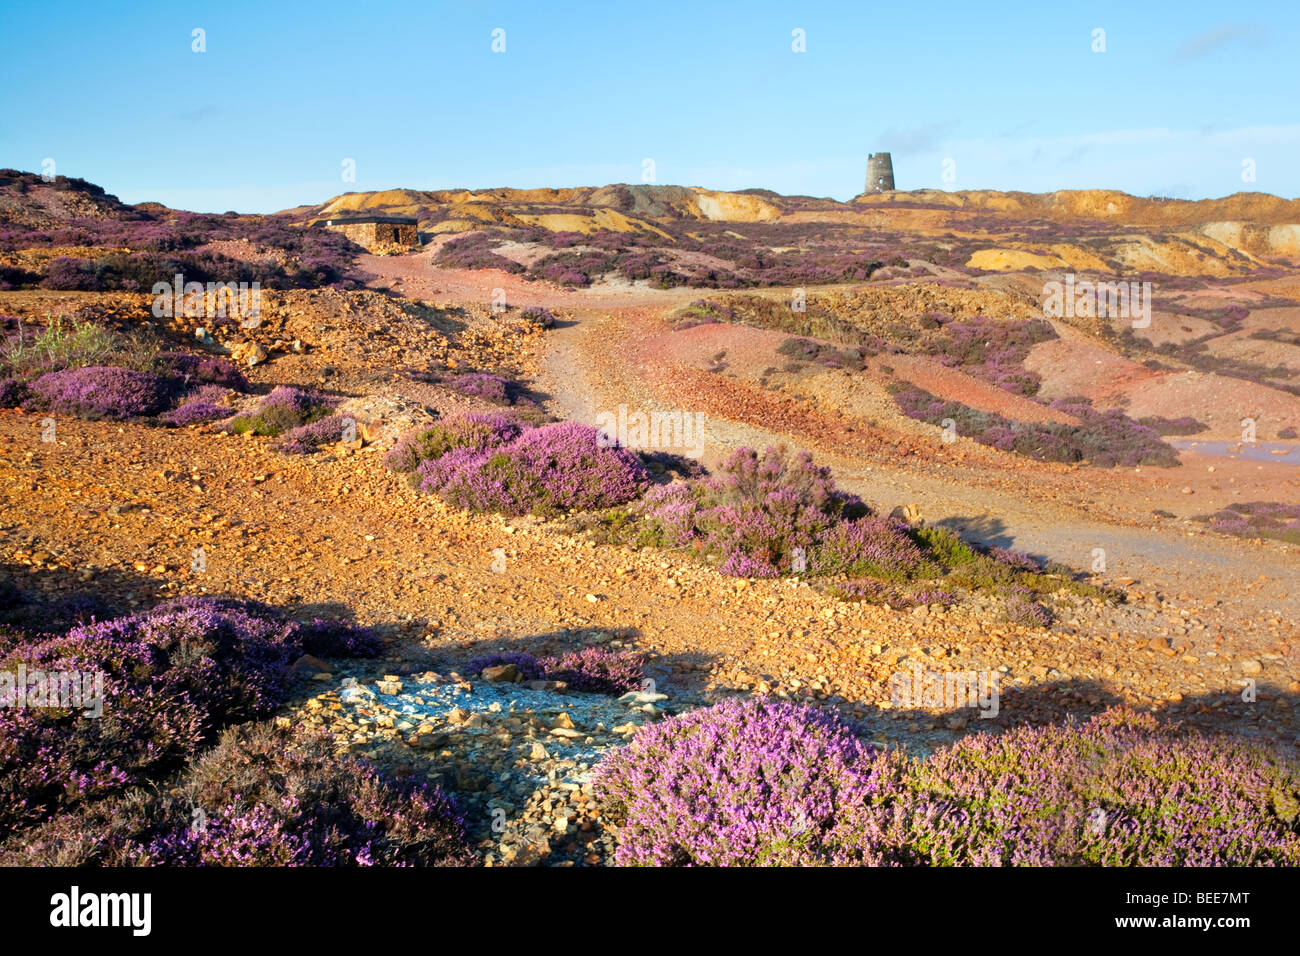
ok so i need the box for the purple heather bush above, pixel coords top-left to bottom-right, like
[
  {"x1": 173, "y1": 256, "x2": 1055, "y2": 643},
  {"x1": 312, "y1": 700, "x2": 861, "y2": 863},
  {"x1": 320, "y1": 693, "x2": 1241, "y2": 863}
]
[
  {"x1": 2, "y1": 723, "x2": 474, "y2": 867},
  {"x1": 450, "y1": 371, "x2": 514, "y2": 405},
  {"x1": 383, "y1": 411, "x2": 522, "y2": 474},
  {"x1": 461, "y1": 648, "x2": 644, "y2": 695},
  {"x1": 272, "y1": 413, "x2": 353, "y2": 454},
  {"x1": 0, "y1": 596, "x2": 382, "y2": 836},
  {"x1": 417, "y1": 421, "x2": 649, "y2": 517},
  {"x1": 1198, "y1": 501, "x2": 1300, "y2": 544},
  {"x1": 810, "y1": 516, "x2": 925, "y2": 581},
  {"x1": 595, "y1": 697, "x2": 908, "y2": 866},
  {"x1": 0, "y1": 376, "x2": 27, "y2": 407},
  {"x1": 596, "y1": 703, "x2": 1300, "y2": 867},
  {"x1": 901, "y1": 709, "x2": 1300, "y2": 866},
  {"x1": 1138, "y1": 415, "x2": 1208, "y2": 436},
  {"x1": 1002, "y1": 585, "x2": 1054, "y2": 628},
  {"x1": 152, "y1": 351, "x2": 248, "y2": 391},
  {"x1": 224, "y1": 385, "x2": 335, "y2": 437},
  {"x1": 989, "y1": 546, "x2": 1041, "y2": 572},
  {"x1": 633, "y1": 447, "x2": 867, "y2": 577},
  {"x1": 160, "y1": 401, "x2": 233, "y2": 426},
  {"x1": 294, "y1": 616, "x2": 382, "y2": 658},
  {"x1": 28, "y1": 365, "x2": 172, "y2": 419},
  {"x1": 891, "y1": 386, "x2": 1180, "y2": 468},
  {"x1": 539, "y1": 647, "x2": 646, "y2": 695}
]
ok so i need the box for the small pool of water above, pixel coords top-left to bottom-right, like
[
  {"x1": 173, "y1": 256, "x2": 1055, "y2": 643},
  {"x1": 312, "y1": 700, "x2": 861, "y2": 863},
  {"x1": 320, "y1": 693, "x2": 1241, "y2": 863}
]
[{"x1": 1172, "y1": 440, "x2": 1300, "y2": 465}]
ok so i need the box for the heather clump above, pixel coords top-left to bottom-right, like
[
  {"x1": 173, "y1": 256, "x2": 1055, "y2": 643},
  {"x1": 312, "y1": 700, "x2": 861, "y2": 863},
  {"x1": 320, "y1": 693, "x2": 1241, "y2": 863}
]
[
  {"x1": 28, "y1": 365, "x2": 173, "y2": 419},
  {"x1": 151, "y1": 351, "x2": 249, "y2": 391},
  {"x1": 622, "y1": 446, "x2": 1093, "y2": 613},
  {"x1": 595, "y1": 697, "x2": 909, "y2": 866},
  {"x1": 449, "y1": 371, "x2": 515, "y2": 405},
  {"x1": 224, "y1": 385, "x2": 335, "y2": 437},
  {"x1": 633, "y1": 446, "x2": 867, "y2": 577},
  {"x1": 293, "y1": 616, "x2": 382, "y2": 657},
  {"x1": 461, "y1": 648, "x2": 644, "y2": 695},
  {"x1": 0, "y1": 596, "x2": 382, "y2": 837},
  {"x1": 1002, "y1": 585, "x2": 1054, "y2": 628},
  {"x1": 891, "y1": 385, "x2": 1180, "y2": 468},
  {"x1": 1196, "y1": 501, "x2": 1300, "y2": 544},
  {"x1": 1138, "y1": 415, "x2": 1208, "y2": 436},
  {"x1": 416, "y1": 421, "x2": 649, "y2": 517},
  {"x1": 3, "y1": 724, "x2": 474, "y2": 867},
  {"x1": 1, "y1": 315, "x2": 134, "y2": 381},
  {"x1": 518, "y1": 306, "x2": 556, "y2": 329},
  {"x1": 919, "y1": 314, "x2": 1057, "y2": 397},
  {"x1": 0, "y1": 377, "x2": 27, "y2": 407},
  {"x1": 776, "y1": 337, "x2": 871, "y2": 370},
  {"x1": 810, "y1": 516, "x2": 925, "y2": 581},
  {"x1": 538, "y1": 647, "x2": 646, "y2": 695},
  {"x1": 383, "y1": 411, "x2": 523, "y2": 475},
  {"x1": 148, "y1": 723, "x2": 474, "y2": 866},
  {"x1": 901, "y1": 710, "x2": 1300, "y2": 866},
  {"x1": 272, "y1": 413, "x2": 353, "y2": 454},
  {"x1": 160, "y1": 401, "x2": 233, "y2": 426},
  {"x1": 597, "y1": 703, "x2": 1300, "y2": 867}
]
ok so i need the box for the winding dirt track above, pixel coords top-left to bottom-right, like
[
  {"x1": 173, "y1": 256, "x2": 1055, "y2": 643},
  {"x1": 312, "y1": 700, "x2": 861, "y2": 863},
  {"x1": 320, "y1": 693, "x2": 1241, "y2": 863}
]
[{"x1": 361, "y1": 249, "x2": 1298, "y2": 623}]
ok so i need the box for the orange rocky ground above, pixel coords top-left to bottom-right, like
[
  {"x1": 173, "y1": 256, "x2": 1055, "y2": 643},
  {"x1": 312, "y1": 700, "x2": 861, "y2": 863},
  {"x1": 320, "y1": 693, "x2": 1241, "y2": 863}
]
[{"x1": 4, "y1": 261, "x2": 1299, "y2": 863}]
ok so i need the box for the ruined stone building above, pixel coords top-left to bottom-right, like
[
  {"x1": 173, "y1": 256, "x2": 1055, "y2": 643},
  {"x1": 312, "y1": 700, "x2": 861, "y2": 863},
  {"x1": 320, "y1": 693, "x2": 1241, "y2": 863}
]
[
  {"x1": 866, "y1": 153, "x2": 895, "y2": 192},
  {"x1": 321, "y1": 215, "x2": 419, "y2": 253}
]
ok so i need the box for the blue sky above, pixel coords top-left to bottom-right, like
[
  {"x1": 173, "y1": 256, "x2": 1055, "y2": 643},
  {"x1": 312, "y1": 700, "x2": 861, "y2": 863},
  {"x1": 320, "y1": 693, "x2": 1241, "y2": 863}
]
[{"x1": 2, "y1": 0, "x2": 1297, "y2": 212}]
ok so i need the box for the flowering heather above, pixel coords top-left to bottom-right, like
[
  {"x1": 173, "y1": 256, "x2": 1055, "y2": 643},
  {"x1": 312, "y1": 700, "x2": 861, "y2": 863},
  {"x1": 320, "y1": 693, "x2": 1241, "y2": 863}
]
[
  {"x1": 989, "y1": 546, "x2": 1040, "y2": 571},
  {"x1": 3, "y1": 724, "x2": 474, "y2": 867},
  {"x1": 811, "y1": 516, "x2": 925, "y2": 581},
  {"x1": 920, "y1": 315, "x2": 1056, "y2": 397},
  {"x1": 0, "y1": 377, "x2": 26, "y2": 407},
  {"x1": 461, "y1": 648, "x2": 644, "y2": 695},
  {"x1": 150, "y1": 723, "x2": 474, "y2": 866},
  {"x1": 1002, "y1": 585, "x2": 1053, "y2": 628},
  {"x1": 272, "y1": 413, "x2": 353, "y2": 454},
  {"x1": 595, "y1": 697, "x2": 908, "y2": 866},
  {"x1": 152, "y1": 351, "x2": 248, "y2": 391},
  {"x1": 160, "y1": 401, "x2": 233, "y2": 426},
  {"x1": 900, "y1": 710, "x2": 1300, "y2": 866},
  {"x1": 293, "y1": 617, "x2": 382, "y2": 657},
  {"x1": 519, "y1": 306, "x2": 556, "y2": 329},
  {"x1": 0, "y1": 596, "x2": 382, "y2": 836},
  {"x1": 435, "y1": 232, "x2": 526, "y2": 274},
  {"x1": 224, "y1": 385, "x2": 335, "y2": 437},
  {"x1": 383, "y1": 411, "x2": 523, "y2": 474},
  {"x1": 418, "y1": 421, "x2": 649, "y2": 517},
  {"x1": 1138, "y1": 415, "x2": 1208, "y2": 436},
  {"x1": 28, "y1": 365, "x2": 172, "y2": 419},
  {"x1": 829, "y1": 578, "x2": 907, "y2": 605},
  {"x1": 891, "y1": 385, "x2": 1180, "y2": 468},
  {"x1": 596, "y1": 703, "x2": 1300, "y2": 867},
  {"x1": 1198, "y1": 501, "x2": 1300, "y2": 544},
  {"x1": 449, "y1": 371, "x2": 514, "y2": 405},
  {"x1": 539, "y1": 648, "x2": 646, "y2": 695},
  {"x1": 633, "y1": 447, "x2": 867, "y2": 577}
]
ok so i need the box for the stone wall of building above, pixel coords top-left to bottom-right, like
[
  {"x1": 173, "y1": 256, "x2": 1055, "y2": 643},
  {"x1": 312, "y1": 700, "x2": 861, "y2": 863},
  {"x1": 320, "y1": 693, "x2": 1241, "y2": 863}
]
[
  {"x1": 325, "y1": 221, "x2": 419, "y2": 253},
  {"x1": 866, "y1": 152, "x2": 896, "y2": 193}
]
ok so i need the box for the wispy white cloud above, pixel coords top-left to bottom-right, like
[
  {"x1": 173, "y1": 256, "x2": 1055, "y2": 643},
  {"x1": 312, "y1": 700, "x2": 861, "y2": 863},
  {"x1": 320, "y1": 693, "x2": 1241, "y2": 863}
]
[{"x1": 1174, "y1": 24, "x2": 1268, "y2": 61}]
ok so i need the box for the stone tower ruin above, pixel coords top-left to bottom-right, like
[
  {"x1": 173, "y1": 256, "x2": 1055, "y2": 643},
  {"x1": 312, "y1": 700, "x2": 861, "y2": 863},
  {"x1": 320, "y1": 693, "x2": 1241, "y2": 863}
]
[{"x1": 866, "y1": 152, "x2": 895, "y2": 192}]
